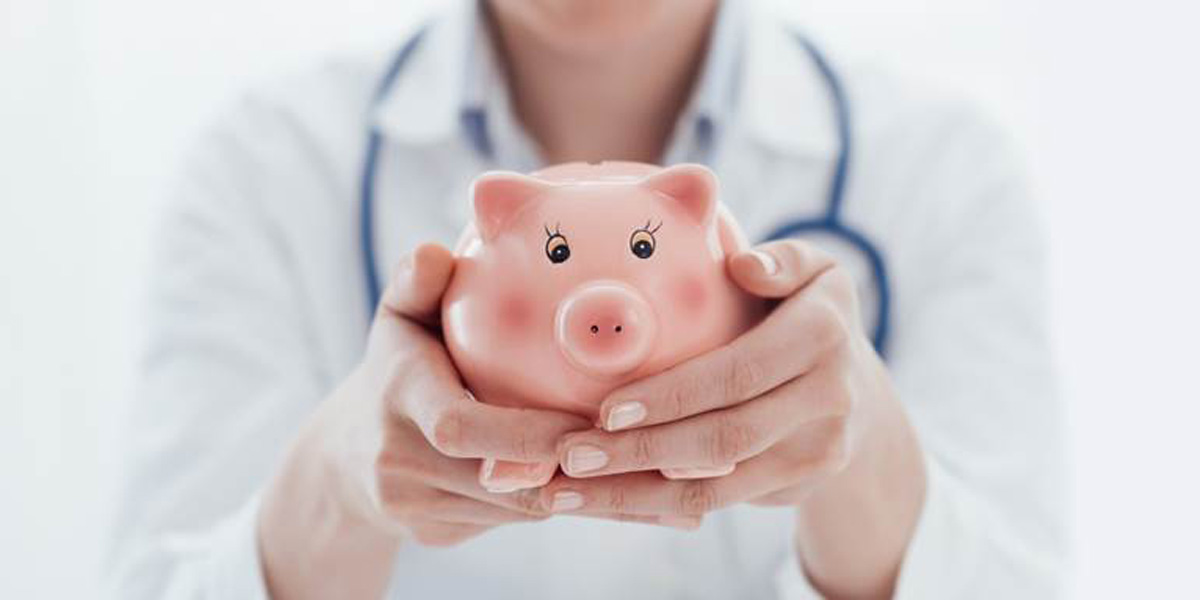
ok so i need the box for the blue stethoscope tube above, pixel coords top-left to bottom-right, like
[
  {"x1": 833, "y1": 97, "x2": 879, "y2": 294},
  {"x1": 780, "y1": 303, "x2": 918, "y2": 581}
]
[{"x1": 360, "y1": 28, "x2": 892, "y2": 356}]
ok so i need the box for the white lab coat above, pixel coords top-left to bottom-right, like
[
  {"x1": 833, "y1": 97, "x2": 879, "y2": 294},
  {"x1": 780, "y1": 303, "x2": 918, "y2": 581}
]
[{"x1": 109, "y1": 0, "x2": 1068, "y2": 597}]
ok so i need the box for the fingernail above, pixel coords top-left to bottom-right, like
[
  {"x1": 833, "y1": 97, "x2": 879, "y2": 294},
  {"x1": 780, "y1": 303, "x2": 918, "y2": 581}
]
[
  {"x1": 605, "y1": 402, "x2": 646, "y2": 431},
  {"x1": 750, "y1": 250, "x2": 779, "y2": 276},
  {"x1": 480, "y1": 463, "x2": 518, "y2": 492},
  {"x1": 565, "y1": 445, "x2": 609, "y2": 474},
  {"x1": 550, "y1": 490, "x2": 584, "y2": 512}
]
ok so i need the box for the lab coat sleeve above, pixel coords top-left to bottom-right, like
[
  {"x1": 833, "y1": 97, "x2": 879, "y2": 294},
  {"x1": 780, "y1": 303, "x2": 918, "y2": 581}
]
[
  {"x1": 108, "y1": 95, "x2": 329, "y2": 599},
  {"x1": 774, "y1": 108, "x2": 1068, "y2": 598}
]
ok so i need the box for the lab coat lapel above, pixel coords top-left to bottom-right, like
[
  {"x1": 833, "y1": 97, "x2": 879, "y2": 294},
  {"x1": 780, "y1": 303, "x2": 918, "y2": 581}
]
[{"x1": 714, "y1": 2, "x2": 841, "y2": 239}]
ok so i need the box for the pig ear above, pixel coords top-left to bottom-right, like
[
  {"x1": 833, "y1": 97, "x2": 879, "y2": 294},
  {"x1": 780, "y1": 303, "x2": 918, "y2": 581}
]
[
  {"x1": 638, "y1": 164, "x2": 718, "y2": 226},
  {"x1": 472, "y1": 171, "x2": 552, "y2": 241}
]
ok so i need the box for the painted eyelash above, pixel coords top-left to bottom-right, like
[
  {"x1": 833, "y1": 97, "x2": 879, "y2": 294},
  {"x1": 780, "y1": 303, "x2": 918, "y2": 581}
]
[
  {"x1": 543, "y1": 222, "x2": 563, "y2": 238},
  {"x1": 634, "y1": 219, "x2": 663, "y2": 234}
]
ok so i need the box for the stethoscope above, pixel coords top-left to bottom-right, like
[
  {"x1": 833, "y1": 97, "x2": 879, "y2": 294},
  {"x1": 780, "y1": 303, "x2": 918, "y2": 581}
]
[{"x1": 360, "y1": 28, "x2": 892, "y2": 356}]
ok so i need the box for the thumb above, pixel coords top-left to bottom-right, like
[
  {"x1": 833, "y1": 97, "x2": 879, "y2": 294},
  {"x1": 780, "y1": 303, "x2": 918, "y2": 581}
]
[
  {"x1": 379, "y1": 242, "x2": 456, "y2": 324},
  {"x1": 727, "y1": 239, "x2": 835, "y2": 299}
]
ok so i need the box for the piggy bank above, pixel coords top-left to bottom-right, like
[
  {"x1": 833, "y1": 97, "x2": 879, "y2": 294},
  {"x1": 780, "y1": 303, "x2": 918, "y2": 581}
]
[{"x1": 442, "y1": 162, "x2": 763, "y2": 422}]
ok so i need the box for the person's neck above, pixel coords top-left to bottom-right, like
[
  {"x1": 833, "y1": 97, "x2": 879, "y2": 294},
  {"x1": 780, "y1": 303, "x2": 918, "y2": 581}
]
[{"x1": 485, "y1": 2, "x2": 718, "y2": 164}]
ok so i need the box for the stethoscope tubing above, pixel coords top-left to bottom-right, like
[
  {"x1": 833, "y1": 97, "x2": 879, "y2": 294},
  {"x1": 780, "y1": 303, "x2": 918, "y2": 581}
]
[{"x1": 761, "y1": 34, "x2": 891, "y2": 354}]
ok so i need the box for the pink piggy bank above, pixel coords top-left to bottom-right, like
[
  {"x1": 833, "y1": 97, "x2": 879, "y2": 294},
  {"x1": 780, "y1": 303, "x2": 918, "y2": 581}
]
[{"x1": 442, "y1": 162, "x2": 763, "y2": 425}]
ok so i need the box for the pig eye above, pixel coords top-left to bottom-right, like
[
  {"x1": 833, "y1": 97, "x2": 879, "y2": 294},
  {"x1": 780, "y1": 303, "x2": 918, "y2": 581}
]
[
  {"x1": 629, "y1": 222, "x2": 660, "y2": 259},
  {"x1": 545, "y1": 230, "x2": 571, "y2": 264}
]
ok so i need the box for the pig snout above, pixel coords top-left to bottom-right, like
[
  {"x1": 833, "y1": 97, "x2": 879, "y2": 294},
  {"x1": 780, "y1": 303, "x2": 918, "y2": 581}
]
[{"x1": 555, "y1": 281, "x2": 657, "y2": 378}]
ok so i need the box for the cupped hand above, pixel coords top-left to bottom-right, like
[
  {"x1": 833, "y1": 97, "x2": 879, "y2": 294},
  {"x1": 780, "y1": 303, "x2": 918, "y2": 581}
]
[
  {"x1": 326, "y1": 244, "x2": 600, "y2": 543},
  {"x1": 536, "y1": 239, "x2": 906, "y2": 518},
  {"x1": 262, "y1": 242, "x2": 699, "y2": 587},
  {"x1": 260, "y1": 246, "x2": 586, "y2": 600}
]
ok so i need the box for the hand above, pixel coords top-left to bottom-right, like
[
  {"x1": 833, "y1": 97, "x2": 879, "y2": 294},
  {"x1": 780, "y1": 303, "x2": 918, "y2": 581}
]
[
  {"x1": 259, "y1": 244, "x2": 590, "y2": 599},
  {"x1": 540, "y1": 240, "x2": 881, "y2": 504},
  {"x1": 536, "y1": 240, "x2": 925, "y2": 596},
  {"x1": 259, "y1": 243, "x2": 705, "y2": 600}
]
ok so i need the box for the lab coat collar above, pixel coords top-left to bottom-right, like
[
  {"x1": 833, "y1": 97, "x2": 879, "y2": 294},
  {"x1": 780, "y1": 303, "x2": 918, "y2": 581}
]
[{"x1": 371, "y1": 0, "x2": 837, "y2": 160}]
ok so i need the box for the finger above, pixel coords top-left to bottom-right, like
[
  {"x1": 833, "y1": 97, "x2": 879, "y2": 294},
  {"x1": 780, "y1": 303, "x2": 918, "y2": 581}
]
[
  {"x1": 569, "y1": 511, "x2": 704, "y2": 530},
  {"x1": 726, "y1": 239, "x2": 836, "y2": 299},
  {"x1": 423, "y1": 491, "x2": 548, "y2": 525},
  {"x1": 479, "y1": 459, "x2": 558, "y2": 493},
  {"x1": 403, "y1": 383, "x2": 591, "y2": 462},
  {"x1": 386, "y1": 333, "x2": 590, "y2": 463},
  {"x1": 425, "y1": 453, "x2": 700, "y2": 529},
  {"x1": 380, "y1": 242, "x2": 456, "y2": 324},
  {"x1": 541, "y1": 488, "x2": 702, "y2": 530},
  {"x1": 375, "y1": 475, "x2": 539, "y2": 526},
  {"x1": 540, "y1": 447, "x2": 836, "y2": 518},
  {"x1": 385, "y1": 435, "x2": 699, "y2": 528},
  {"x1": 598, "y1": 271, "x2": 848, "y2": 432},
  {"x1": 378, "y1": 430, "x2": 553, "y2": 518},
  {"x1": 565, "y1": 372, "x2": 848, "y2": 476},
  {"x1": 380, "y1": 316, "x2": 584, "y2": 465}
]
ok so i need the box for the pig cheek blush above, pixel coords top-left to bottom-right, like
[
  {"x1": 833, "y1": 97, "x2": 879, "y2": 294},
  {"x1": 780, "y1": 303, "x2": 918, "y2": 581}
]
[
  {"x1": 497, "y1": 292, "x2": 533, "y2": 334},
  {"x1": 673, "y1": 273, "x2": 710, "y2": 315}
]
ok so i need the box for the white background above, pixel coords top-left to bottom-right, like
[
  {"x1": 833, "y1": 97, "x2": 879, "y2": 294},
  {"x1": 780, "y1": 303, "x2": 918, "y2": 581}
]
[{"x1": 2, "y1": 0, "x2": 1198, "y2": 597}]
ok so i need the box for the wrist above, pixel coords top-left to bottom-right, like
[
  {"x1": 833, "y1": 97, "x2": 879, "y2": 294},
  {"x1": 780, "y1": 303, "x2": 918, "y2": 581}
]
[
  {"x1": 810, "y1": 365, "x2": 920, "y2": 501},
  {"x1": 258, "y1": 378, "x2": 403, "y2": 600},
  {"x1": 792, "y1": 354, "x2": 926, "y2": 598}
]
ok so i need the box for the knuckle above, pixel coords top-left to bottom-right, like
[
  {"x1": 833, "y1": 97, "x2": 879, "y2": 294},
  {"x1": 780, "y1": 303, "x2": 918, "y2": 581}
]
[
  {"x1": 631, "y1": 429, "x2": 661, "y2": 469},
  {"x1": 797, "y1": 241, "x2": 837, "y2": 273},
  {"x1": 513, "y1": 489, "x2": 548, "y2": 517},
  {"x1": 430, "y1": 406, "x2": 468, "y2": 457},
  {"x1": 708, "y1": 414, "x2": 756, "y2": 466},
  {"x1": 502, "y1": 426, "x2": 536, "y2": 464},
  {"x1": 778, "y1": 239, "x2": 810, "y2": 268},
  {"x1": 823, "y1": 266, "x2": 858, "y2": 307},
  {"x1": 509, "y1": 421, "x2": 536, "y2": 463},
  {"x1": 807, "y1": 300, "x2": 847, "y2": 353},
  {"x1": 606, "y1": 485, "x2": 630, "y2": 514},
  {"x1": 726, "y1": 354, "x2": 766, "y2": 400},
  {"x1": 677, "y1": 480, "x2": 720, "y2": 516},
  {"x1": 662, "y1": 381, "x2": 692, "y2": 421}
]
